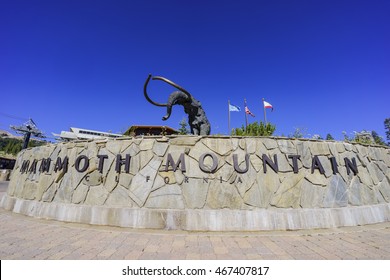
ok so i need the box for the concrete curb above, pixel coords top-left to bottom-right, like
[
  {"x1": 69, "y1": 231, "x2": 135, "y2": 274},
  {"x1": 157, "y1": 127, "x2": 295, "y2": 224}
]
[{"x1": 2, "y1": 194, "x2": 390, "y2": 231}]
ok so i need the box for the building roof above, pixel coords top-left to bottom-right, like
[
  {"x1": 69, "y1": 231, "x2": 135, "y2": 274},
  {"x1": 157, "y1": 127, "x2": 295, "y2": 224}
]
[
  {"x1": 53, "y1": 127, "x2": 122, "y2": 141},
  {"x1": 124, "y1": 125, "x2": 178, "y2": 137},
  {"x1": 53, "y1": 125, "x2": 179, "y2": 141}
]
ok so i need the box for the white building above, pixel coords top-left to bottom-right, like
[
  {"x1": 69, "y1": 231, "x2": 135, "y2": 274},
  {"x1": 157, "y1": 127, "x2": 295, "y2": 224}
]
[{"x1": 52, "y1": 127, "x2": 122, "y2": 142}]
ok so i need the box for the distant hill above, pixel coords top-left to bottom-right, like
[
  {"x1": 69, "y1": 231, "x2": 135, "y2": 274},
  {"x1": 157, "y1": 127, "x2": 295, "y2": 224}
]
[
  {"x1": 0, "y1": 131, "x2": 47, "y2": 157},
  {"x1": 0, "y1": 130, "x2": 22, "y2": 139}
]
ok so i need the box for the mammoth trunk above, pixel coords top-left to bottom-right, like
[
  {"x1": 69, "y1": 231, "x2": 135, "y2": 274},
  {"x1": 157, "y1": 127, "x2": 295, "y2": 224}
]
[{"x1": 162, "y1": 91, "x2": 191, "y2": 121}]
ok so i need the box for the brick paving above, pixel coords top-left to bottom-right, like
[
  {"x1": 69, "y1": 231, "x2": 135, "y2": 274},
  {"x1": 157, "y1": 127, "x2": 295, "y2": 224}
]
[{"x1": 1, "y1": 185, "x2": 390, "y2": 260}]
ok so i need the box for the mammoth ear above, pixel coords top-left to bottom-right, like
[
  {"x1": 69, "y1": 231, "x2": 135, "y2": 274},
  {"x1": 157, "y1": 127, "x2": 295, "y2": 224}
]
[{"x1": 144, "y1": 74, "x2": 168, "y2": 107}]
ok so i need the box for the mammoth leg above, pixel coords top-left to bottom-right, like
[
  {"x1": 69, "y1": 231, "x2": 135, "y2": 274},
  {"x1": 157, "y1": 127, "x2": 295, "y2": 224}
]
[
  {"x1": 191, "y1": 126, "x2": 199, "y2": 135},
  {"x1": 200, "y1": 123, "x2": 211, "y2": 135}
]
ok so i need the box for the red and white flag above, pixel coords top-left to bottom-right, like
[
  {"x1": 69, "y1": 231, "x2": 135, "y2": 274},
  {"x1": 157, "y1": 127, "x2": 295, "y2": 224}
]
[
  {"x1": 245, "y1": 106, "x2": 255, "y2": 117},
  {"x1": 263, "y1": 100, "x2": 273, "y2": 111}
]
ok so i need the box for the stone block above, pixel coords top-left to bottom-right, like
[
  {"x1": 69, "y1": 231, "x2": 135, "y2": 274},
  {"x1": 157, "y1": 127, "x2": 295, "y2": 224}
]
[
  {"x1": 182, "y1": 178, "x2": 209, "y2": 209},
  {"x1": 72, "y1": 183, "x2": 89, "y2": 204},
  {"x1": 42, "y1": 183, "x2": 58, "y2": 202},
  {"x1": 367, "y1": 162, "x2": 385, "y2": 185},
  {"x1": 105, "y1": 186, "x2": 135, "y2": 207},
  {"x1": 202, "y1": 138, "x2": 233, "y2": 156},
  {"x1": 278, "y1": 154, "x2": 293, "y2": 173},
  {"x1": 245, "y1": 138, "x2": 257, "y2": 154},
  {"x1": 348, "y1": 177, "x2": 363, "y2": 206},
  {"x1": 277, "y1": 139, "x2": 296, "y2": 154},
  {"x1": 309, "y1": 142, "x2": 331, "y2": 156},
  {"x1": 300, "y1": 179, "x2": 326, "y2": 208},
  {"x1": 206, "y1": 181, "x2": 243, "y2": 209},
  {"x1": 296, "y1": 141, "x2": 312, "y2": 169},
  {"x1": 22, "y1": 182, "x2": 37, "y2": 200},
  {"x1": 243, "y1": 180, "x2": 269, "y2": 208},
  {"x1": 36, "y1": 174, "x2": 54, "y2": 199},
  {"x1": 106, "y1": 141, "x2": 122, "y2": 155},
  {"x1": 129, "y1": 159, "x2": 161, "y2": 207},
  {"x1": 118, "y1": 173, "x2": 134, "y2": 190},
  {"x1": 153, "y1": 141, "x2": 169, "y2": 156},
  {"x1": 378, "y1": 178, "x2": 390, "y2": 202},
  {"x1": 121, "y1": 143, "x2": 141, "y2": 156},
  {"x1": 140, "y1": 139, "x2": 155, "y2": 151},
  {"x1": 145, "y1": 185, "x2": 184, "y2": 209},
  {"x1": 250, "y1": 154, "x2": 263, "y2": 172},
  {"x1": 170, "y1": 136, "x2": 201, "y2": 146},
  {"x1": 322, "y1": 175, "x2": 348, "y2": 208},
  {"x1": 270, "y1": 174, "x2": 305, "y2": 208},
  {"x1": 261, "y1": 138, "x2": 278, "y2": 150},
  {"x1": 85, "y1": 184, "x2": 109, "y2": 206}
]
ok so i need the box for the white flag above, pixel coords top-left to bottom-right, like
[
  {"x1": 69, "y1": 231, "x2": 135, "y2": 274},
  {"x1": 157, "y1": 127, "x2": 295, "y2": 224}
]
[
  {"x1": 229, "y1": 104, "x2": 241, "y2": 112},
  {"x1": 263, "y1": 100, "x2": 273, "y2": 111}
]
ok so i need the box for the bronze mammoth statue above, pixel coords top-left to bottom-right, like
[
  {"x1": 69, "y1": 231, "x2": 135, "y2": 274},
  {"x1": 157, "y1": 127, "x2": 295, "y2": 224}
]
[{"x1": 144, "y1": 74, "x2": 211, "y2": 135}]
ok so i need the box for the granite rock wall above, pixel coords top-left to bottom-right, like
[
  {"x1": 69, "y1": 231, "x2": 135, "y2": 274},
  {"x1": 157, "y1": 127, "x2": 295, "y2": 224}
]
[{"x1": 1, "y1": 136, "x2": 390, "y2": 230}]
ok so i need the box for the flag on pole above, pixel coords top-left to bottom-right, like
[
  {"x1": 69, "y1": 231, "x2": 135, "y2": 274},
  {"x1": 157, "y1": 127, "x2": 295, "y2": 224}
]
[
  {"x1": 263, "y1": 100, "x2": 273, "y2": 111},
  {"x1": 245, "y1": 106, "x2": 255, "y2": 117},
  {"x1": 229, "y1": 104, "x2": 241, "y2": 112}
]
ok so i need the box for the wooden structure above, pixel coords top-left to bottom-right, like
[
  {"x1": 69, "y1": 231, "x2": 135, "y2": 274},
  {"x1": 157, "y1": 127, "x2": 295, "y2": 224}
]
[{"x1": 124, "y1": 125, "x2": 178, "y2": 137}]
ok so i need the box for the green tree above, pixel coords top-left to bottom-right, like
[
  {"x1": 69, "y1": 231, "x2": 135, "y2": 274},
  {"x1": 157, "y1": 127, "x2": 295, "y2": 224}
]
[
  {"x1": 342, "y1": 131, "x2": 353, "y2": 142},
  {"x1": 289, "y1": 127, "x2": 307, "y2": 139},
  {"x1": 326, "y1": 133, "x2": 334, "y2": 140},
  {"x1": 0, "y1": 137, "x2": 45, "y2": 156},
  {"x1": 385, "y1": 118, "x2": 390, "y2": 145},
  {"x1": 232, "y1": 122, "x2": 276, "y2": 136},
  {"x1": 372, "y1": 131, "x2": 386, "y2": 146},
  {"x1": 178, "y1": 118, "x2": 189, "y2": 135}
]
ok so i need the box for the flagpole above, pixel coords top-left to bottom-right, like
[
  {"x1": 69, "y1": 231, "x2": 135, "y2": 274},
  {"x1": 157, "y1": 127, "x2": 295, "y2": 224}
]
[
  {"x1": 228, "y1": 100, "x2": 231, "y2": 135},
  {"x1": 262, "y1": 98, "x2": 267, "y2": 124},
  {"x1": 244, "y1": 98, "x2": 248, "y2": 130}
]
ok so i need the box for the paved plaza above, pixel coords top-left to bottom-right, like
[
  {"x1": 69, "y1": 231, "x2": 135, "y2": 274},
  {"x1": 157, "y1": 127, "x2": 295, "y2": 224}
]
[{"x1": 1, "y1": 181, "x2": 390, "y2": 260}]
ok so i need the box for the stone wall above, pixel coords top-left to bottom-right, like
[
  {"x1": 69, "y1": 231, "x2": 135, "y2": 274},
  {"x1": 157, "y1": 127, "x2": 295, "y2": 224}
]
[{"x1": 1, "y1": 136, "x2": 390, "y2": 231}]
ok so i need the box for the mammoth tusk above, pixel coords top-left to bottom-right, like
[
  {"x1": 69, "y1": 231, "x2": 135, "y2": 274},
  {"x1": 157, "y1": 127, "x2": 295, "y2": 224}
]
[
  {"x1": 152, "y1": 76, "x2": 192, "y2": 100},
  {"x1": 143, "y1": 74, "x2": 168, "y2": 107}
]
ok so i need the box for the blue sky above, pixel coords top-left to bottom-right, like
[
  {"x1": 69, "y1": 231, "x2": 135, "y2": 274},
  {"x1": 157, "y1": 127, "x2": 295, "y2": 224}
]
[{"x1": 1, "y1": 0, "x2": 389, "y2": 141}]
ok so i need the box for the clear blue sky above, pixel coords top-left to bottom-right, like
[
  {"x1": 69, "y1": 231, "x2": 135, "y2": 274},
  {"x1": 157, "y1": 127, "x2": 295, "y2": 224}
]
[{"x1": 1, "y1": 0, "x2": 389, "y2": 141}]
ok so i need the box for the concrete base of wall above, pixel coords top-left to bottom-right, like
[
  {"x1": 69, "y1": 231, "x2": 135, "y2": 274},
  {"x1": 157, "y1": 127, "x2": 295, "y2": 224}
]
[{"x1": 2, "y1": 193, "x2": 390, "y2": 231}]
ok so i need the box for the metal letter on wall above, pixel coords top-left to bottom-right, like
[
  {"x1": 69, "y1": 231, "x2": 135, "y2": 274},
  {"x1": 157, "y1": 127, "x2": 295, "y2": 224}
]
[
  {"x1": 54, "y1": 156, "x2": 69, "y2": 173},
  {"x1": 199, "y1": 153, "x2": 218, "y2": 173},
  {"x1": 233, "y1": 154, "x2": 250, "y2": 174},
  {"x1": 75, "y1": 155, "x2": 89, "y2": 173},
  {"x1": 20, "y1": 160, "x2": 30, "y2": 173},
  {"x1": 39, "y1": 158, "x2": 51, "y2": 173},
  {"x1": 311, "y1": 155, "x2": 325, "y2": 174},
  {"x1": 165, "y1": 153, "x2": 186, "y2": 172},
  {"x1": 116, "y1": 154, "x2": 131, "y2": 173},
  {"x1": 97, "y1": 155, "x2": 108, "y2": 173},
  {"x1": 288, "y1": 155, "x2": 301, "y2": 174},
  {"x1": 262, "y1": 154, "x2": 279, "y2": 173},
  {"x1": 344, "y1": 157, "x2": 358, "y2": 175}
]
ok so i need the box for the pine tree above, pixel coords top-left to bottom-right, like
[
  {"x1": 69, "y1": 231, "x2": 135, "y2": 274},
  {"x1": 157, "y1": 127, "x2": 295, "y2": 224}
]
[
  {"x1": 326, "y1": 133, "x2": 334, "y2": 140},
  {"x1": 178, "y1": 118, "x2": 189, "y2": 135},
  {"x1": 385, "y1": 118, "x2": 390, "y2": 146},
  {"x1": 371, "y1": 131, "x2": 386, "y2": 146}
]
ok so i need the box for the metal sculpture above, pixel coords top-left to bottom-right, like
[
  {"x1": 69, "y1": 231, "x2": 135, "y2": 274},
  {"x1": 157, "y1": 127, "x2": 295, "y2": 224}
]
[{"x1": 144, "y1": 74, "x2": 211, "y2": 135}]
